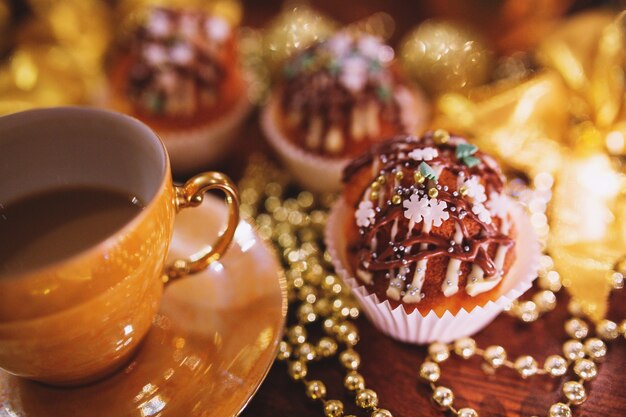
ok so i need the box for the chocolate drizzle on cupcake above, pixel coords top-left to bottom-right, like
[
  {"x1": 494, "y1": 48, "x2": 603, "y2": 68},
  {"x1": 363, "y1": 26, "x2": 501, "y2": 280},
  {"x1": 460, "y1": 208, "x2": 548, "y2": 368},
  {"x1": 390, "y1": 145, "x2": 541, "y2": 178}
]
[
  {"x1": 278, "y1": 32, "x2": 420, "y2": 157},
  {"x1": 126, "y1": 7, "x2": 232, "y2": 117},
  {"x1": 344, "y1": 132, "x2": 515, "y2": 304}
]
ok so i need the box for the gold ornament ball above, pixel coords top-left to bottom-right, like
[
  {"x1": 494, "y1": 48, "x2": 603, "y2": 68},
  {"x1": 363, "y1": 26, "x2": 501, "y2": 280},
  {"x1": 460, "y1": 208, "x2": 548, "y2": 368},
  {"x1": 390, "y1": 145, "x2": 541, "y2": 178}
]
[
  {"x1": 323, "y1": 399, "x2": 344, "y2": 417},
  {"x1": 562, "y1": 381, "x2": 587, "y2": 405},
  {"x1": 454, "y1": 337, "x2": 477, "y2": 359},
  {"x1": 514, "y1": 355, "x2": 538, "y2": 378},
  {"x1": 263, "y1": 5, "x2": 336, "y2": 76},
  {"x1": 517, "y1": 300, "x2": 539, "y2": 322},
  {"x1": 458, "y1": 408, "x2": 479, "y2": 417},
  {"x1": 371, "y1": 409, "x2": 393, "y2": 417},
  {"x1": 399, "y1": 20, "x2": 492, "y2": 95},
  {"x1": 432, "y1": 386, "x2": 454, "y2": 409},
  {"x1": 563, "y1": 340, "x2": 585, "y2": 361},
  {"x1": 277, "y1": 340, "x2": 292, "y2": 361},
  {"x1": 574, "y1": 359, "x2": 598, "y2": 381},
  {"x1": 288, "y1": 360, "x2": 308, "y2": 380},
  {"x1": 317, "y1": 337, "x2": 339, "y2": 358},
  {"x1": 549, "y1": 402, "x2": 572, "y2": 417},
  {"x1": 564, "y1": 318, "x2": 589, "y2": 339},
  {"x1": 355, "y1": 389, "x2": 379, "y2": 409},
  {"x1": 419, "y1": 361, "x2": 441, "y2": 382},
  {"x1": 596, "y1": 319, "x2": 619, "y2": 340},
  {"x1": 287, "y1": 325, "x2": 307, "y2": 345},
  {"x1": 543, "y1": 355, "x2": 567, "y2": 377},
  {"x1": 339, "y1": 349, "x2": 361, "y2": 371},
  {"x1": 483, "y1": 345, "x2": 507, "y2": 368},
  {"x1": 297, "y1": 302, "x2": 318, "y2": 323},
  {"x1": 584, "y1": 338, "x2": 607, "y2": 361},
  {"x1": 428, "y1": 342, "x2": 450, "y2": 363},
  {"x1": 297, "y1": 342, "x2": 317, "y2": 362},
  {"x1": 344, "y1": 371, "x2": 365, "y2": 391},
  {"x1": 305, "y1": 380, "x2": 327, "y2": 401}
]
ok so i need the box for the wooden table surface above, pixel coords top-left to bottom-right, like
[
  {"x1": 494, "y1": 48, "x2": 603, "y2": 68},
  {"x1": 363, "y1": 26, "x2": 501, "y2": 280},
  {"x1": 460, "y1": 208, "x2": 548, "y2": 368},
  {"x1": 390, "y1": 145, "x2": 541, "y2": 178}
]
[{"x1": 218, "y1": 2, "x2": 626, "y2": 416}]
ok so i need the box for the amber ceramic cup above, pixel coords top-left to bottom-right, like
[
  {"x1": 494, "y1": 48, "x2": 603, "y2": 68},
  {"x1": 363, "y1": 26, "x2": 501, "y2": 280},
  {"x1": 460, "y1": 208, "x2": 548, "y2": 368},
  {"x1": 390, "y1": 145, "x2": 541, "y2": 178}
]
[{"x1": 0, "y1": 107, "x2": 240, "y2": 386}]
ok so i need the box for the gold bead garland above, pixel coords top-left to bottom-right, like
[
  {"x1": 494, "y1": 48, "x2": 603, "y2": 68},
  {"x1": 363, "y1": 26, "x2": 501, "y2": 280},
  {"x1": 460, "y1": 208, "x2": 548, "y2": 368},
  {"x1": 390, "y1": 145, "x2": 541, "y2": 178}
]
[{"x1": 238, "y1": 155, "x2": 625, "y2": 417}]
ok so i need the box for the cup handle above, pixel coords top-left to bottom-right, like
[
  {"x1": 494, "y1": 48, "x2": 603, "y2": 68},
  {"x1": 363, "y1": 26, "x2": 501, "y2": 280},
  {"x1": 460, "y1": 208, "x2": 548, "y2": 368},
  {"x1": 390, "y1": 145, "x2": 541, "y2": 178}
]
[{"x1": 164, "y1": 172, "x2": 240, "y2": 282}]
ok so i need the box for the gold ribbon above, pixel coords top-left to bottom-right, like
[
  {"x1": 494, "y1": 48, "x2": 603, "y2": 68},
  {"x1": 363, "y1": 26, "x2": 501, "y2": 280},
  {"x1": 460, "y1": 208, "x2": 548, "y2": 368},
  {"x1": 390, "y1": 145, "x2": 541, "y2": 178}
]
[{"x1": 435, "y1": 10, "x2": 626, "y2": 320}]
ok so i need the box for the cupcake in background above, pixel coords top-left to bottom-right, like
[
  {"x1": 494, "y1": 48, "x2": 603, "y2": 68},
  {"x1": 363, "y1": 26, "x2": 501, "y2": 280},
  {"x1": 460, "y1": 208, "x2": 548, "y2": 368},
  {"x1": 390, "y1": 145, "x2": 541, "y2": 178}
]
[
  {"x1": 326, "y1": 132, "x2": 540, "y2": 344},
  {"x1": 108, "y1": 6, "x2": 252, "y2": 174},
  {"x1": 261, "y1": 31, "x2": 430, "y2": 192}
]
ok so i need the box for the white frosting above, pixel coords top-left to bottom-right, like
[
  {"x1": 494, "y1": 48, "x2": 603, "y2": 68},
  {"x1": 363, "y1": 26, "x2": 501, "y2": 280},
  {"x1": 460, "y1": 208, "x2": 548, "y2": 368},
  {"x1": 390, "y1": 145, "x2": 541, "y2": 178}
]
[{"x1": 442, "y1": 222, "x2": 464, "y2": 297}]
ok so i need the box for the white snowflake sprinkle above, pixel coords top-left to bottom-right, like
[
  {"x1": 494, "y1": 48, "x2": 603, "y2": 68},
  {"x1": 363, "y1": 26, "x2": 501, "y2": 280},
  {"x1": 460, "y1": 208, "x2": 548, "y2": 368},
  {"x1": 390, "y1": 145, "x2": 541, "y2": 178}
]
[
  {"x1": 403, "y1": 195, "x2": 449, "y2": 229},
  {"x1": 326, "y1": 32, "x2": 352, "y2": 57},
  {"x1": 462, "y1": 176, "x2": 487, "y2": 203},
  {"x1": 357, "y1": 35, "x2": 383, "y2": 59},
  {"x1": 355, "y1": 200, "x2": 376, "y2": 228},
  {"x1": 471, "y1": 203, "x2": 492, "y2": 224},
  {"x1": 403, "y1": 195, "x2": 429, "y2": 226},
  {"x1": 340, "y1": 56, "x2": 368, "y2": 92},
  {"x1": 486, "y1": 192, "x2": 509, "y2": 218},
  {"x1": 408, "y1": 147, "x2": 438, "y2": 162},
  {"x1": 170, "y1": 43, "x2": 194, "y2": 65},
  {"x1": 425, "y1": 198, "x2": 449, "y2": 227}
]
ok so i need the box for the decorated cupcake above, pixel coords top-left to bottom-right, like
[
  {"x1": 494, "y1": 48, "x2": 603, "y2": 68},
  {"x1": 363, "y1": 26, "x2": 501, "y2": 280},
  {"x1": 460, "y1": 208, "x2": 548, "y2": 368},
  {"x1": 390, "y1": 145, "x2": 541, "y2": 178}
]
[
  {"x1": 326, "y1": 131, "x2": 540, "y2": 343},
  {"x1": 108, "y1": 7, "x2": 252, "y2": 173},
  {"x1": 261, "y1": 31, "x2": 429, "y2": 192}
]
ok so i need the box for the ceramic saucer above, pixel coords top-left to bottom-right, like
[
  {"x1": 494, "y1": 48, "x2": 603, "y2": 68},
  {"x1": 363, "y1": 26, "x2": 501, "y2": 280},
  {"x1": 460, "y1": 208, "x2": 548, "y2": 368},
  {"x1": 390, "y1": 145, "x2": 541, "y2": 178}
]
[{"x1": 0, "y1": 195, "x2": 287, "y2": 417}]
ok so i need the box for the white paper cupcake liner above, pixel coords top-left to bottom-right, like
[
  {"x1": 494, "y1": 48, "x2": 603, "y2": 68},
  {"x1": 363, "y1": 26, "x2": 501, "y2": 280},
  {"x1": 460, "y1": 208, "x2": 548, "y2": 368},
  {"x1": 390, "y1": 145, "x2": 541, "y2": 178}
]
[
  {"x1": 261, "y1": 94, "x2": 348, "y2": 193},
  {"x1": 159, "y1": 90, "x2": 253, "y2": 174},
  {"x1": 325, "y1": 197, "x2": 541, "y2": 344}
]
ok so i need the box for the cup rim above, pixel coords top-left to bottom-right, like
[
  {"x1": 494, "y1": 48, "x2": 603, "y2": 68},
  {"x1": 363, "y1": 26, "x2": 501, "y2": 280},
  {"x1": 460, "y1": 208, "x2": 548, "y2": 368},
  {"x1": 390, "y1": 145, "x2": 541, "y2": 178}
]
[{"x1": 0, "y1": 106, "x2": 171, "y2": 281}]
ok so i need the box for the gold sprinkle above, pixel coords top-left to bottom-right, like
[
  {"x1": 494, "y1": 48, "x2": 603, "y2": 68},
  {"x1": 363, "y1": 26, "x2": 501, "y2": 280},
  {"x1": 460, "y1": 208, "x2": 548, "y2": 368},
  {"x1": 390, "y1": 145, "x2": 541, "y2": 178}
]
[
  {"x1": 395, "y1": 171, "x2": 404, "y2": 181},
  {"x1": 459, "y1": 185, "x2": 469, "y2": 196},
  {"x1": 376, "y1": 175, "x2": 386, "y2": 185},
  {"x1": 370, "y1": 191, "x2": 379, "y2": 201},
  {"x1": 414, "y1": 171, "x2": 425, "y2": 184},
  {"x1": 370, "y1": 181, "x2": 380, "y2": 191},
  {"x1": 392, "y1": 195, "x2": 402, "y2": 205},
  {"x1": 428, "y1": 188, "x2": 439, "y2": 198},
  {"x1": 433, "y1": 129, "x2": 450, "y2": 144}
]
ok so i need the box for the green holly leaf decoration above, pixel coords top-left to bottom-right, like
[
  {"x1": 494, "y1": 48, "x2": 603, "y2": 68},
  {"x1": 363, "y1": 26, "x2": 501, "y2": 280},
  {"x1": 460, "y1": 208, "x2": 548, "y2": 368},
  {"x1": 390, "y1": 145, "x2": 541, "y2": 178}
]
[
  {"x1": 456, "y1": 143, "x2": 478, "y2": 159},
  {"x1": 419, "y1": 162, "x2": 438, "y2": 180},
  {"x1": 462, "y1": 155, "x2": 481, "y2": 168}
]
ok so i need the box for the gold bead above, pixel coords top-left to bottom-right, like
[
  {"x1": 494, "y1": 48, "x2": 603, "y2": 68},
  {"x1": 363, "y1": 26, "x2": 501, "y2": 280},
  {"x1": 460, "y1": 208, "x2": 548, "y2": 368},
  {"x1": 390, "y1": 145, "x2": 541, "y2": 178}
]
[
  {"x1": 453, "y1": 337, "x2": 477, "y2": 359},
  {"x1": 433, "y1": 129, "x2": 450, "y2": 145},
  {"x1": 298, "y1": 285, "x2": 318, "y2": 304},
  {"x1": 543, "y1": 355, "x2": 568, "y2": 377},
  {"x1": 344, "y1": 371, "x2": 365, "y2": 391},
  {"x1": 573, "y1": 358, "x2": 597, "y2": 380},
  {"x1": 355, "y1": 389, "x2": 379, "y2": 409},
  {"x1": 395, "y1": 171, "x2": 404, "y2": 181},
  {"x1": 323, "y1": 399, "x2": 344, "y2": 417},
  {"x1": 323, "y1": 318, "x2": 337, "y2": 334},
  {"x1": 596, "y1": 319, "x2": 619, "y2": 340},
  {"x1": 532, "y1": 290, "x2": 557, "y2": 312},
  {"x1": 563, "y1": 340, "x2": 585, "y2": 361},
  {"x1": 432, "y1": 386, "x2": 454, "y2": 409},
  {"x1": 315, "y1": 299, "x2": 333, "y2": 317},
  {"x1": 548, "y1": 402, "x2": 572, "y2": 417},
  {"x1": 458, "y1": 408, "x2": 479, "y2": 417},
  {"x1": 298, "y1": 303, "x2": 318, "y2": 323},
  {"x1": 288, "y1": 325, "x2": 307, "y2": 345},
  {"x1": 376, "y1": 175, "x2": 386, "y2": 185},
  {"x1": 305, "y1": 380, "x2": 327, "y2": 400},
  {"x1": 562, "y1": 381, "x2": 587, "y2": 405},
  {"x1": 514, "y1": 355, "x2": 538, "y2": 378},
  {"x1": 392, "y1": 194, "x2": 402, "y2": 205},
  {"x1": 371, "y1": 181, "x2": 381, "y2": 191},
  {"x1": 428, "y1": 342, "x2": 450, "y2": 363},
  {"x1": 339, "y1": 349, "x2": 361, "y2": 370},
  {"x1": 428, "y1": 188, "x2": 439, "y2": 198},
  {"x1": 414, "y1": 171, "x2": 426, "y2": 184},
  {"x1": 610, "y1": 271, "x2": 624, "y2": 289},
  {"x1": 584, "y1": 338, "x2": 607, "y2": 361},
  {"x1": 538, "y1": 270, "x2": 562, "y2": 292},
  {"x1": 370, "y1": 191, "x2": 379, "y2": 201},
  {"x1": 419, "y1": 361, "x2": 441, "y2": 382},
  {"x1": 297, "y1": 342, "x2": 317, "y2": 361},
  {"x1": 483, "y1": 345, "x2": 507, "y2": 368},
  {"x1": 277, "y1": 340, "x2": 292, "y2": 361},
  {"x1": 317, "y1": 337, "x2": 339, "y2": 358},
  {"x1": 458, "y1": 185, "x2": 469, "y2": 196},
  {"x1": 516, "y1": 301, "x2": 539, "y2": 322},
  {"x1": 288, "y1": 360, "x2": 308, "y2": 380},
  {"x1": 564, "y1": 318, "x2": 589, "y2": 339},
  {"x1": 371, "y1": 409, "x2": 393, "y2": 417}
]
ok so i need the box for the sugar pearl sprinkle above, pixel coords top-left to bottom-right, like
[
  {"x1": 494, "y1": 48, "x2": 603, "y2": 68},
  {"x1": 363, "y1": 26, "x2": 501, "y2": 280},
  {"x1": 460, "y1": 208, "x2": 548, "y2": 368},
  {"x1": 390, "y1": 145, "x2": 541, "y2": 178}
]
[{"x1": 237, "y1": 156, "x2": 624, "y2": 417}]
